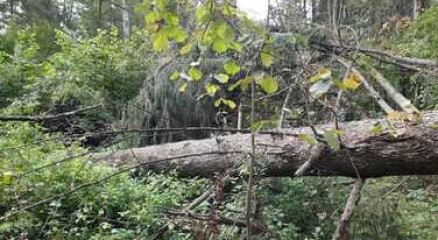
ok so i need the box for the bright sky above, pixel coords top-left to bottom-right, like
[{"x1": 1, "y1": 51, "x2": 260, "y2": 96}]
[{"x1": 237, "y1": 0, "x2": 268, "y2": 20}]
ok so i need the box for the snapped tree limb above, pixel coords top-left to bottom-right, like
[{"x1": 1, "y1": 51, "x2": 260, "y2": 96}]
[{"x1": 98, "y1": 111, "x2": 438, "y2": 178}]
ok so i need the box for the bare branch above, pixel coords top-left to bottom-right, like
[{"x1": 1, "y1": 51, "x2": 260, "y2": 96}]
[
  {"x1": 332, "y1": 178, "x2": 364, "y2": 240},
  {"x1": 0, "y1": 105, "x2": 102, "y2": 122}
]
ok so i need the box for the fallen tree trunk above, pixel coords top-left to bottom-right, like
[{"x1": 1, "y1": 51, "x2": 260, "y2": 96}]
[{"x1": 99, "y1": 112, "x2": 438, "y2": 178}]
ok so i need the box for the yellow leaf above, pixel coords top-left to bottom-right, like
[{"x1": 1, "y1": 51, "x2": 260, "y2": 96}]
[
  {"x1": 388, "y1": 111, "x2": 410, "y2": 121},
  {"x1": 179, "y1": 82, "x2": 189, "y2": 93},
  {"x1": 343, "y1": 73, "x2": 361, "y2": 90},
  {"x1": 309, "y1": 68, "x2": 331, "y2": 83}
]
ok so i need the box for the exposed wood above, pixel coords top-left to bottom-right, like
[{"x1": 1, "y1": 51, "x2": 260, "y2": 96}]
[
  {"x1": 99, "y1": 111, "x2": 438, "y2": 178},
  {"x1": 336, "y1": 57, "x2": 394, "y2": 114},
  {"x1": 314, "y1": 41, "x2": 438, "y2": 67},
  {"x1": 364, "y1": 64, "x2": 420, "y2": 114},
  {"x1": 332, "y1": 178, "x2": 364, "y2": 240}
]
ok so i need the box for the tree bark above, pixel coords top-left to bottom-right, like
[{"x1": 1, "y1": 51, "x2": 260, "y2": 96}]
[
  {"x1": 121, "y1": 0, "x2": 130, "y2": 39},
  {"x1": 99, "y1": 112, "x2": 438, "y2": 178},
  {"x1": 413, "y1": 0, "x2": 424, "y2": 20}
]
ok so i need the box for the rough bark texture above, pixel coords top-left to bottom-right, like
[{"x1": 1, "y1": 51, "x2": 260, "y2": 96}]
[{"x1": 99, "y1": 112, "x2": 438, "y2": 178}]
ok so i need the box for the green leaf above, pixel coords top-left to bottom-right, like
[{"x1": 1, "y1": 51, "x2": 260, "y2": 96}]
[
  {"x1": 309, "y1": 68, "x2": 331, "y2": 83},
  {"x1": 251, "y1": 121, "x2": 264, "y2": 133},
  {"x1": 0, "y1": 171, "x2": 16, "y2": 185},
  {"x1": 179, "y1": 43, "x2": 192, "y2": 55},
  {"x1": 256, "y1": 76, "x2": 279, "y2": 94},
  {"x1": 228, "y1": 79, "x2": 242, "y2": 91},
  {"x1": 164, "y1": 12, "x2": 179, "y2": 26},
  {"x1": 196, "y1": 5, "x2": 210, "y2": 22},
  {"x1": 170, "y1": 70, "x2": 180, "y2": 81},
  {"x1": 225, "y1": 99, "x2": 237, "y2": 109},
  {"x1": 298, "y1": 134, "x2": 318, "y2": 146},
  {"x1": 214, "y1": 98, "x2": 223, "y2": 107},
  {"x1": 212, "y1": 39, "x2": 228, "y2": 53},
  {"x1": 214, "y1": 73, "x2": 229, "y2": 84},
  {"x1": 179, "y1": 82, "x2": 189, "y2": 93},
  {"x1": 152, "y1": 30, "x2": 169, "y2": 52},
  {"x1": 261, "y1": 51, "x2": 274, "y2": 67},
  {"x1": 323, "y1": 129, "x2": 341, "y2": 151},
  {"x1": 240, "y1": 77, "x2": 254, "y2": 91},
  {"x1": 309, "y1": 79, "x2": 332, "y2": 98},
  {"x1": 372, "y1": 122, "x2": 384, "y2": 135},
  {"x1": 205, "y1": 83, "x2": 219, "y2": 96},
  {"x1": 169, "y1": 27, "x2": 186, "y2": 42},
  {"x1": 146, "y1": 11, "x2": 161, "y2": 24},
  {"x1": 223, "y1": 61, "x2": 240, "y2": 75},
  {"x1": 214, "y1": 22, "x2": 230, "y2": 39},
  {"x1": 156, "y1": 0, "x2": 167, "y2": 10},
  {"x1": 189, "y1": 67, "x2": 203, "y2": 81},
  {"x1": 229, "y1": 41, "x2": 242, "y2": 52}
]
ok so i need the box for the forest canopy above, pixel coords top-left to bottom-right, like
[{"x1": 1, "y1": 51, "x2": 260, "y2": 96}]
[{"x1": 0, "y1": 0, "x2": 438, "y2": 239}]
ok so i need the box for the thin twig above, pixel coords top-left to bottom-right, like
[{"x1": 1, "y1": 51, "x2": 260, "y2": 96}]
[{"x1": 0, "y1": 105, "x2": 101, "y2": 122}]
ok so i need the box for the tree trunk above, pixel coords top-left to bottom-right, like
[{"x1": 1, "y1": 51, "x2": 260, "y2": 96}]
[
  {"x1": 413, "y1": 0, "x2": 424, "y2": 20},
  {"x1": 121, "y1": 0, "x2": 130, "y2": 39},
  {"x1": 98, "y1": 112, "x2": 438, "y2": 178}
]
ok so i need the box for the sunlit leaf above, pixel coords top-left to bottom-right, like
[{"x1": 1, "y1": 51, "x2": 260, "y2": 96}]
[
  {"x1": 309, "y1": 68, "x2": 331, "y2": 83},
  {"x1": 170, "y1": 70, "x2": 180, "y2": 81},
  {"x1": 388, "y1": 111, "x2": 410, "y2": 121},
  {"x1": 251, "y1": 121, "x2": 264, "y2": 133},
  {"x1": 261, "y1": 51, "x2": 274, "y2": 67},
  {"x1": 146, "y1": 11, "x2": 161, "y2": 24},
  {"x1": 228, "y1": 79, "x2": 242, "y2": 91},
  {"x1": 212, "y1": 39, "x2": 228, "y2": 53},
  {"x1": 229, "y1": 41, "x2": 242, "y2": 52},
  {"x1": 256, "y1": 76, "x2": 278, "y2": 94},
  {"x1": 170, "y1": 27, "x2": 186, "y2": 42},
  {"x1": 225, "y1": 99, "x2": 237, "y2": 109},
  {"x1": 214, "y1": 98, "x2": 223, "y2": 107},
  {"x1": 323, "y1": 129, "x2": 341, "y2": 151},
  {"x1": 223, "y1": 61, "x2": 240, "y2": 75},
  {"x1": 156, "y1": 0, "x2": 167, "y2": 10},
  {"x1": 179, "y1": 82, "x2": 189, "y2": 93},
  {"x1": 164, "y1": 12, "x2": 179, "y2": 26},
  {"x1": 205, "y1": 83, "x2": 219, "y2": 96},
  {"x1": 214, "y1": 73, "x2": 229, "y2": 84},
  {"x1": 298, "y1": 133, "x2": 318, "y2": 146},
  {"x1": 196, "y1": 5, "x2": 210, "y2": 22},
  {"x1": 372, "y1": 122, "x2": 384, "y2": 135},
  {"x1": 343, "y1": 72, "x2": 361, "y2": 90},
  {"x1": 240, "y1": 77, "x2": 254, "y2": 91},
  {"x1": 188, "y1": 67, "x2": 203, "y2": 81},
  {"x1": 152, "y1": 30, "x2": 169, "y2": 52},
  {"x1": 179, "y1": 43, "x2": 192, "y2": 55}
]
